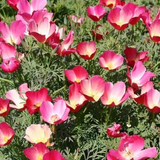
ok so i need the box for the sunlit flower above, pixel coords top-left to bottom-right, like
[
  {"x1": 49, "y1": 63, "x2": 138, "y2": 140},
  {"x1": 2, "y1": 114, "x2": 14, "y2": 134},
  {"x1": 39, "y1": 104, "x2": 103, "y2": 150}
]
[
  {"x1": 0, "y1": 98, "x2": 10, "y2": 117},
  {"x1": 99, "y1": 50, "x2": 123, "y2": 71},
  {"x1": 87, "y1": 5, "x2": 107, "y2": 21},
  {"x1": 76, "y1": 41, "x2": 97, "y2": 60},
  {"x1": 24, "y1": 124, "x2": 52, "y2": 145},
  {"x1": 64, "y1": 65, "x2": 88, "y2": 83},
  {"x1": 0, "y1": 122, "x2": 15, "y2": 147},
  {"x1": 24, "y1": 142, "x2": 49, "y2": 160},
  {"x1": 80, "y1": 75, "x2": 105, "y2": 101},
  {"x1": 101, "y1": 81, "x2": 129, "y2": 106},
  {"x1": 107, "y1": 135, "x2": 157, "y2": 160},
  {"x1": 40, "y1": 99, "x2": 70, "y2": 124},
  {"x1": 43, "y1": 150, "x2": 67, "y2": 160}
]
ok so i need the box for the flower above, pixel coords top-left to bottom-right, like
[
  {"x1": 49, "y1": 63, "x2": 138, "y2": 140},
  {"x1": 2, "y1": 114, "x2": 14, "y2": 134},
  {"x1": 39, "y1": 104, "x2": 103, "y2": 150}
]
[
  {"x1": 124, "y1": 46, "x2": 149, "y2": 67},
  {"x1": 64, "y1": 65, "x2": 88, "y2": 83},
  {"x1": 87, "y1": 5, "x2": 107, "y2": 21},
  {"x1": 0, "y1": 122, "x2": 15, "y2": 147},
  {"x1": 80, "y1": 75, "x2": 105, "y2": 101},
  {"x1": 99, "y1": 50, "x2": 123, "y2": 71},
  {"x1": 24, "y1": 142, "x2": 49, "y2": 160},
  {"x1": 0, "y1": 20, "x2": 26, "y2": 45},
  {"x1": 40, "y1": 99, "x2": 70, "y2": 124},
  {"x1": 24, "y1": 124, "x2": 52, "y2": 145},
  {"x1": 0, "y1": 98, "x2": 10, "y2": 116},
  {"x1": 101, "y1": 81, "x2": 129, "y2": 106},
  {"x1": 25, "y1": 88, "x2": 51, "y2": 115},
  {"x1": 127, "y1": 61, "x2": 155, "y2": 89},
  {"x1": 76, "y1": 41, "x2": 97, "y2": 60},
  {"x1": 107, "y1": 123, "x2": 127, "y2": 138},
  {"x1": 107, "y1": 135, "x2": 157, "y2": 160},
  {"x1": 43, "y1": 150, "x2": 67, "y2": 160}
]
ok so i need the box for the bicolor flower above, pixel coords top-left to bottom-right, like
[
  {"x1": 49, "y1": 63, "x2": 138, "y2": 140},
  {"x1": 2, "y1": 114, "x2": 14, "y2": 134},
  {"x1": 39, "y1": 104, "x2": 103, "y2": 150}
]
[
  {"x1": 43, "y1": 150, "x2": 67, "y2": 160},
  {"x1": 80, "y1": 75, "x2": 105, "y2": 102},
  {"x1": 24, "y1": 142, "x2": 49, "y2": 160},
  {"x1": 67, "y1": 83, "x2": 87, "y2": 112},
  {"x1": 87, "y1": 5, "x2": 107, "y2": 21},
  {"x1": 124, "y1": 46, "x2": 149, "y2": 67},
  {"x1": 55, "y1": 30, "x2": 76, "y2": 56},
  {"x1": 127, "y1": 61, "x2": 155, "y2": 89},
  {"x1": 0, "y1": 98, "x2": 10, "y2": 117},
  {"x1": 76, "y1": 41, "x2": 97, "y2": 60},
  {"x1": 101, "y1": 81, "x2": 129, "y2": 107},
  {"x1": 127, "y1": 81, "x2": 154, "y2": 105},
  {"x1": 107, "y1": 123, "x2": 127, "y2": 138},
  {"x1": 144, "y1": 89, "x2": 160, "y2": 113},
  {"x1": 99, "y1": 50, "x2": 123, "y2": 71},
  {"x1": 24, "y1": 124, "x2": 52, "y2": 145},
  {"x1": 0, "y1": 122, "x2": 15, "y2": 147},
  {"x1": 28, "y1": 10, "x2": 55, "y2": 43},
  {"x1": 25, "y1": 88, "x2": 51, "y2": 115},
  {"x1": 0, "y1": 42, "x2": 20, "y2": 73},
  {"x1": 40, "y1": 99, "x2": 70, "y2": 124},
  {"x1": 99, "y1": 0, "x2": 120, "y2": 8},
  {"x1": 6, "y1": 83, "x2": 30, "y2": 110},
  {"x1": 107, "y1": 4, "x2": 133, "y2": 30},
  {"x1": 107, "y1": 134, "x2": 157, "y2": 160},
  {"x1": 7, "y1": 0, "x2": 20, "y2": 10},
  {"x1": 64, "y1": 65, "x2": 89, "y2": 83},
  {"x1": 0, "y1": 20, "x2": 26, "y2": 45}
]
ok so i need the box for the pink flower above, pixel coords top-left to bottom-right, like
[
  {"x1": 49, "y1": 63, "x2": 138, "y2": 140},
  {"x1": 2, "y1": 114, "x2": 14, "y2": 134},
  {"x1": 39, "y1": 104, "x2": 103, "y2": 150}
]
[
  {"x1": 0, "y1": 98, "x2": 10, "y2": 117},
  {"x1": 28, "y1": 10, "x2": 56, "y2": 43},
  {"x1": 67, "y1": 83, "x2": 87, "y2": 112},
  {"x1": 107, "y1": 135, "x2": 157, "y2": 160},
  {"x1": 80, "y1": 75, "x2": 105, "y2": 102},
  {"x1": 124, "y1": 46, "x2": 149, "y2": 67},
  {"x1": 144, "y1": 89, "x2": 160, "y2": 113},
  {"x1": 24, "y1": 142, "x2": 49, "y2": 160},
  {"x1": 43, "y1": 150, "x2": 67, "y2": 160},
  {"x1": 87, "y1": 5, "x2": 107, "y2": 22},
  {"x1": 55, "y1": 30, "x2": 76, "y2": 56},
  {"x1": 148, "y1": 19, "x2": 160, "y2": 43},
  {"x1": 25, "y1": 88, "x2": 51, "y2": 115},
  {"x1": 99, "y1": 0, "x2": 120, "y2": 8},
  {"x1": 40, "y1": 99, "x2": 70, "y2": 124},
  {"x1": 125, "y1": 3, "x2": 146, "y2": 25},
  {"x1": 17, "y1": 0, "x2": 47, "y2": 15},
  {"x1": 107, "y1": 4, "x2": 134, "y2": 30},
  {"x1": 127, "y1": 81, "x2": 154, "y2": 105},
  {"x1": 6, "y1": 83, "x2": 30, "y2": 110},
  {"x1": 0, "y1": 122, "x2": 15, "y2": 147},
  {"x1": 24, "y1": 124, "x2": 52, "y2": 145},
  {"x1": 107, "y1": 123, "x2": 127, "y2": 138},
  {"x1": 0, "y1": 20, "x2": 26, "y2": 45},
  {"x1": 101, "y1": 82, "x2": 129, "y2": 107},
  {"x1": 76, "y1": 41, "x2": 97, "y2": 60},
  {"x1": 64, "y1": 65, "x2": 89, "y2": 83},
  {"x1": 127, "y1": 61, "x2": 155, "y2": 89},
  {"x1": 7, "y1": 0, "x2": 20, "y2": 10},
  {"x1": 99, "y1": 50, "x2": 123, "y2": 71},
  {"x1": 0, "y1": 43, "x2": 20, "y2": 73}
]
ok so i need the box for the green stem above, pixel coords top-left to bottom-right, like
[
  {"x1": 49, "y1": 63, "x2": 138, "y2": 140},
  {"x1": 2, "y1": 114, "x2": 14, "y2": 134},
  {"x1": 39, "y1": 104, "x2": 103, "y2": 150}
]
[
  {"x1": 52, "y1": 85, "x2": 66, "y2": 96},
  {"x1": 0, "y1": 77, "x2": 14, "y2": 84}
]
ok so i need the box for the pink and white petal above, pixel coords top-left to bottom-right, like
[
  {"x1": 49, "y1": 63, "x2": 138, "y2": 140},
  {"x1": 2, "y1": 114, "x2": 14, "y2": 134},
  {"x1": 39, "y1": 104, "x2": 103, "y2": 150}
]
[
  {"x1": 134, "y1": 147, "x2": 157, "y2": 159},
  {"x1": 17, "y1": 0, "x2": 31, "y2": 14},
  {"x1": 31, "y1": 0, "x2": 47, "y2": 11}
]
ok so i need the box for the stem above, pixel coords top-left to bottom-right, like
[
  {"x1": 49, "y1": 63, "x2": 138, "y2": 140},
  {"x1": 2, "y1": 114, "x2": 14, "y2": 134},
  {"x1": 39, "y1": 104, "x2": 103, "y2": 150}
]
[
  {"x1": 51, "y1": 85, "x2": 66, "y2": 96},
  {"x1": 0, "y1": 77, "x2": 14, "y2": 84}
]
